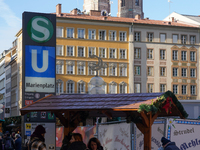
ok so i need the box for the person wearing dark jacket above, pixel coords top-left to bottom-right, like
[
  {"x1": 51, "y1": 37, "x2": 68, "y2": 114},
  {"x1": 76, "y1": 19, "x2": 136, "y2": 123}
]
[
  {"x1": 161, "y1": 137, "x2": 180, "y2": 150},
  {"x1": 67, "y1": 133, "x2": 86, "y2": 150},
  {"x1": 87, "y1": 137, "x2": 103, "y2": 150},
  {"x1": 4, "y1": 133, "x2": 15, "y2": 150},
  {"x1": 14, "y1": 134, "x2": 22, "y2": 150}
]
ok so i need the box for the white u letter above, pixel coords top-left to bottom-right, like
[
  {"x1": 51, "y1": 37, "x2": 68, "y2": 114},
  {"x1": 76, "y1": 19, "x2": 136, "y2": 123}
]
[{"x1": 32, "y1": 49, "x2": 48, "y2": 72}]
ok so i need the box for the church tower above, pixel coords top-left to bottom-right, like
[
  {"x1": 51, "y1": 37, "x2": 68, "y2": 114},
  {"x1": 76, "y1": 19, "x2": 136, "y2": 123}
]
[
  {"x1": 83, "y1": 0, "x2": 110, "y2": 15},
  {"x1": 117, "y1": 0, "x2": 144, "y2": 19}
]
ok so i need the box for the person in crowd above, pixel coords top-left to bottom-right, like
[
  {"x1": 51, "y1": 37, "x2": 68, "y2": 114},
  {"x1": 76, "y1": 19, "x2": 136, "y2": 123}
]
[
  {"x1": 87, "y1": 137, "x2": 103, "y2": 150},
  {"x1": 11, "y1": 132, "x2": 15, "y2": 140},
  {"x1": 28, "y1": 125, "x2": 47, "y2": 150},
  {"x1": 14, "y1": 134, "x2": 22, "y2": 150},
  {"x1": 60, "y1": 133, "x2": 72, "y2": 150},
  {"x1": 67, "y1": 133, "x2": 86, "y2": 150},
  {"x1": 4, "y1": 133, "x2": 15, "y2": 150},
  {"x1": 0, "y1": 135, "x2": 3, "y2": 150},
  {"x1": 161, "y1": 137, "x2": 180, "y2": 150}
]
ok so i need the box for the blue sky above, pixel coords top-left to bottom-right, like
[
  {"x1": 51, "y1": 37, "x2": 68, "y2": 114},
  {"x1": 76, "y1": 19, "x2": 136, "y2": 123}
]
[{"x1": 0, "y1": 0, "x2": 200, "y2": 53}]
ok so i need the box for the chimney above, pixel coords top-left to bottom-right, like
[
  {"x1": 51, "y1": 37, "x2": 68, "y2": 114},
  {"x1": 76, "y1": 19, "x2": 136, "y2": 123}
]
[
  {"x1": 89, "y1": 10, "x2": 101, "y2": 16},
  {"x1": 135, "y1": 14, "x2": 141, "y2": 20},
  {"x1": 71, "y1": 8, "x2": 78, "y2": 15},
  {"x1": 172, "y1": 17, "x2": 175, "y2": 22},
  {"x1": 56, "y1": 4, "x2": 61, "y2": 15}
]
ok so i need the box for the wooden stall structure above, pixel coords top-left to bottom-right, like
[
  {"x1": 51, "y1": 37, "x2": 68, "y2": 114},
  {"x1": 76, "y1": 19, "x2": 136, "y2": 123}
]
[{"x1": 20, "y1": 91, "x2": 188, "y2": 150}]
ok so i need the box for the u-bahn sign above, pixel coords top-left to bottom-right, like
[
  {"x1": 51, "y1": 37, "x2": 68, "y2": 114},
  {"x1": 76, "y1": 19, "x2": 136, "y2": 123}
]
[{"x1": 22, "y1": 12, "x2": 56, "y2": 122}]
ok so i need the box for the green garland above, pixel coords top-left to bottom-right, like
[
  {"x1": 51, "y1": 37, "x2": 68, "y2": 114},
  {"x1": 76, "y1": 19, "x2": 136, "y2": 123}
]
[{"x1": 138, "y1": 91, "x2": 188, "y2": 118}]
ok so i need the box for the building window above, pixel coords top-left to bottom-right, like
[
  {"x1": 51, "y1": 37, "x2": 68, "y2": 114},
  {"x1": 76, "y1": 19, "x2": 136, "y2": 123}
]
[
  {"x1": 190, "y1": 51, "x2": 196, "y2": 61},
  {"x1": 120, "y1": 49, "x2": 126, "y2": 59},
  {"x1": 172, "y1": 34, "x2": 178, "y2": 43},
  {"x1": 109, "y1": 82, "x2": 117, "y2": 94},
  {"x1": 160, "y1": 67, "x2": 166, "y2": 76},
  {"x1": 66, "y1": 46, "x2": 74, "y2": 56},
  {"x1": 99, "y1": 68, "x2": 107, "y2": 76},
  {"x1": 160, "y1": 50, "x2": 166, "y2": 60},
  {"x1": 160, "y1": 33, "x2": 166, "y2": 42},
  {"x1": 147, "y1": 49, "x2": 153, "y2": 59},
  {"x1": 119, "y1": 82, "x2": 127, "y2": 93},
  {"x1": 109, "y1": 31, "x2": 116, "y2": 41},
  {"x1": 134, "y1": 48, "x2": 141, "y2": 59},
  {"x1": 56, "y1": 27, "x2": 63, "y2": 37},
  {"x1": 78, "y1": 47, "x2": 85, "y2": 57},
  {"x1": 99, "y1": 30, "x2": 106, "y2": 40},
  {"x1": 181, "y1": 51, "x2": 187, "y2": 61},
  {"x1": 147, "y1": 67, "x2": 153, "y2": 76},
  {"x1": 148, "y1": 84, "x2": 153, "y2": 93},
  {"x1": 78, "y1": 29, "x2": 85, "y2": 39},
  {"x1": 119, "y1": 64, "x2": 127, "y2": 76},
  {"x1": 181, "y1": 68, "x2": 187, "y2": 77},
  {"x1": 77, "y1": 80, "x2": 85, "y2": 94},
  {"x1": 160, "y1": 84, "x2": 166, "y2": 92},
  {"x1": 173, "y1": 68, "x2": 178, "y2": 77},
  {"x1": 190, "y1": 36, "x2": 196, "y2": 45},
  {"x1": 67, "y1": 28, "x2": 74, "y2": 38},
  {"x1": 99, "y1": 48, "x2": 106, "y2": 58},
  {"x1": 172, "y1": 50, "x2": 178, "y2": 60},
  {"x1": 147, "y1": 33, "x2": 153, "y2": 42},
  {"x1": 0, "y1": 79, "x2": 4, "y2": 90},
  {"x1": 56, "y1": 45, "x2": 64, "y2": 56},
  {"x1": 191, "y1": 85, "x2": 196, "y2": 95},
  {"x1": 173, "y1": 85, "x2": 178, "y2": 94},
  {"x1": 88, "y1": 62, "x2": 96, "y2": 75},
  {"x1": 119, "y1": 32, "x2": 126, "y2": 41},
  {"x1": 182, "y1": 85, "x2": 187, "y2": 95},
  {"x1": 89, "y1": 29, "x2": 96, "y2": 39},
  {"x1": 134, "y1": 83, "x2": 140, "y2": 93},
  {"x1": 121, "y1": 0, "x2": 125, "y2": 7},
  {"x1": 77, "y1": 62, "x2": 85, "y2": 75},
  {"x1": 66, "y1": 80, "x2": 74, "y2": 94},
  {"x1": 134, "y1": 32, "x2": 140, "y2": 41},
  {"x1": 109, "y1": 48, "x2": 116, "y2": 58},
  {"x1": 181, "y1": 35, "x2": 187, "y2": 44},
  {"x1": 135, "y1": 0, "x2": 139, "y2": 6},
  {"x1": 88, "y1": 47, "x2": 96, "y2": 57},
  {"x1": 134, "y1": 66, "x2": 141, "y2": 76},
  {"x1": 56, "y1": 80, "x2": 63, "y2": 94},
  {"x1": 190, "y1": 68, "x2": 196, "y2": 78},
  {"x1": 66, "y1": 61, "x2": 74, "y2": 75},
  {"x1": 109, "y1": 63, "x2": 117, "y2": 76},
  {"x1": 56, "y1": 61, "x2": 64, "y2": 74}
]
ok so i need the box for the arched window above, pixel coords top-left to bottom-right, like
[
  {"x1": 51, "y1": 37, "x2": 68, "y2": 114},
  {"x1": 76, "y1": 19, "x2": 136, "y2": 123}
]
[
  {"x1": 109, "y1": 81, "x2": 117, "y2": 94},
  {"x1": 77, "y1": 80, "x2": 85, "y2": 94},
  {"x1": 66, "y1": 80, "x2": 74, "y2": 94},
  {"x1": 119, "y1": 81, "x2": 127, "y2": 93},
  {"x1": 56, "y1": 79, "x2": 63, "y2": 94}
]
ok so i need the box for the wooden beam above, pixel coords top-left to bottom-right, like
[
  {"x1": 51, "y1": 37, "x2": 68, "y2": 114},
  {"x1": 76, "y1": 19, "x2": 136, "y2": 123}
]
[
  {"x1": 140, "y1": 111, "x2": 149, "y2": 127},
  {"x1": 54, "y1": 112, "x2": 67, "y2": 127},
  {"x1": 101, "y1": 110, "x2": 112, "y2": 119}
]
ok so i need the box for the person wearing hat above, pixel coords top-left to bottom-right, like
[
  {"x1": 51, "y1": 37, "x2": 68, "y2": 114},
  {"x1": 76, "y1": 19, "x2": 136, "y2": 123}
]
[
  {"x1": 161, "y1": 137, "x2": 180, "y2": 150},
  {"x1": 28, "y1": 125, "x2": 47, "y2": 150},
  {"x1": 14, "y1": 134, "x2": 22, "y2": 150}
]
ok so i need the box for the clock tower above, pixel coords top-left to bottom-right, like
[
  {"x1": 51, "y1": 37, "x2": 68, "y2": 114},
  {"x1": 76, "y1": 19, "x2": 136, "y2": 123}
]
[
  {"x1": 117, "y1": 0, "x2": 144, "y2": 19},
  {"x1": 83, "y1": 0, "x2": 110, "y2": 14}
]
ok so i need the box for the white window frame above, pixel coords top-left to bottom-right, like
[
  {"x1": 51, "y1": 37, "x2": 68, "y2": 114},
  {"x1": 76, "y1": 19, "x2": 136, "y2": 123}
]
[
  {"x1": 56, "y1": 27, "x2": 63, "y2": 37},
  {"x1": 160, "y1": 49, "x2": 166, "y2": 60},
  {"x1": 99, "y1": 48, "x2": 106, "y2": 58},
  {"x1": 77, "y1": 80, "x2": 85, "y2": 94},
  {"x1": 109, "y1": 81, "x2": 117, "y2": 94},
  {"x1": 147, "y1": 49, "x2": 153, "y2": 59},
  {"x1": 160, "y1": 33, "x2": 166, "y2": 42},
  {"x1": 147, "y1": 33, "x2": 153, "y2": 42},
  {"x1": 77, "y1": 46, "x2": 85, "y2": 57},
  {"x1": 88, "y1": 62, "x2": 96, "y2": 75},
  {"x1": 78, "y1": 28, "x2": 85, "y2": 39},
  {"x1": 66, "y1": 80, "x2": 75, "y2": 94},
  {"x1": 66, "y1": 27, "x2": 74, "y2": 38},
  {"x1": 173, "y1": 68, "x2": 178, "y2": 77},
  {"x1": 172, "y1": 34, "x2": 178, "y2": 43},
  {"x1": 173, "y1": 85, "x2": 178, "y2": 94},
  {"x1": 147, "y1": 66, "x2": 153, "y2": 76},
  {"x1": 134, "y1": 48, "x2": 141, "y2": 59},
  {"x1": 66, "y1": 61, "x2": 75, "y2": 75},
  {"x1": 119, "y1": 31, "x2": 127, "y2": 41},
  {"x1": 119, "y1": 82, "x2": 127, "y2": 93},
  {"x1": 119, "y1": 64, "x2": 127, "y2": 76},
  {"x1": 56, "y1": 45, "x2": 64, "y2": 56},
  {"x1": 190, "y1": 35, "x2": 196, "y2": 45},
  {"x1": 160, "y1": 84, "x2": 166, "y2": 92},
  {"x1": 190, "y1": 51, "x2": 196, "y2": 61},
  {"x1": 134, "y1": 83, "x2": 141, "y2": 93},
  {"x1": 181, "y1": 51, "x2": 187, "y2": 61},
  {"x1": 88, "y1": 29, "x2": 96, "y2": 40},
  {"x1": 134, "y1": 66, "x2": 141, "y2": 76},
  {"x1": 77, "y1": 62, "x2": 85, "y2": 75},
  {"x1": 172, "y1": 50, "x2": 178, "y2": 60},
  {"x1": 119, "y1": 49, "x2": 127, "y2": 59},
  {"x1": 191, "y1": 85, "x2": 196, "y2": 95},
  {"x1": 190, "y1": 68, "x2": 196, "y2": 78},
  {"x1": 99, "y1": 30, "x2": 106, "y2": 40},
  {"x1": 148, "y1": 84, "x2": 153, "y2": 93},
  {"x1": 99, "y1": 67, "x2": 107, "y2": 76},
  {"x1": 88, "y1": 47, "x2": 96, "y2": 57},
  {"x1": 56, "y1": 79, "x2": 63, "y2": 94},
  {"x1": 182, "y1": 85, "x2": 187, "y2": 95},
  {"x1": 66, "y1": 46, "x2": 74, "y2": 56},
  {"x1": 160, "y1": 67, "x2": 166, "y2": 76},
  {"x1": 109, "y1": 30, "x2": 116, "y2": 41},
  {"x1": 181, "y1": 35, "x2": 187, "y2": 44},
  {"x1": 109, "y1": 63, "x2": 117, "y2": 76},
  {"x1": 109, "y1": 48, "x2": 117, "y2": 58},
  {"x1": 181, "y1": 68, "x2": 187, "y2": 77},
  {"x1": 134, "y1": 32, "x2": 140, "y2": 41},
  {"x1": 56, "y1": 60, "x2": 64, "y2": 74}
]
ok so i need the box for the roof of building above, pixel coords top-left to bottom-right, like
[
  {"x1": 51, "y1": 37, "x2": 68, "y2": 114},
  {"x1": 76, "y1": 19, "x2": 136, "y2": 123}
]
[
  {"x1": 56, "y1": 13, "x2": 199, "y2": 28},
  {"x1": 182, "y1": 14, "x2": 200, "y2": 23}
]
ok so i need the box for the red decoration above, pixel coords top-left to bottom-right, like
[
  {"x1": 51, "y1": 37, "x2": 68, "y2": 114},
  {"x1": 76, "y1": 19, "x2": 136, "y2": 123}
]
[{"x1": 162, "y1": 97, "x2": 173, "y2": 114}]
